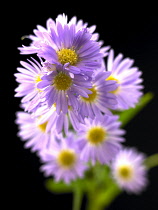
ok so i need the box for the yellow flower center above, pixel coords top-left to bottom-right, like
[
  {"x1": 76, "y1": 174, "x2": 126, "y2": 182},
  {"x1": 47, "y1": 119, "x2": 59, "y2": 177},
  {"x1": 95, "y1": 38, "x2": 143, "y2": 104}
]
[
  {"x1": 57, "y1": 149, "x2": 76, "y2": 168},
  {"x1": 53, "y1": 72, "x2": 72, "y2": 91},
  {"x1": 35, "y1": 75, "x2": 43, "y2": 92},
  {"x1": 117, "y1": 165, "x2": 133, "y2": 180},
  {"x1": 35, "y1": 75, "x2": 42, "y2": 83},
  {"x1": 37, "y1": 121, "x2": 48, "y2": 133},
  {"x1": 106, "y1": 75, "x2": 119, "y2": 82},
  {"x1": 57, "y1": 48, "x2": 78, "y2": 65},
  {"x1": 106, "y1": 75, "x2": 120, "y2": 94},
  {"x1": 81, "y1": 86, "x2": 98, "y2": 103},
  {"x1": 86, "y1": 126, "x2": 106, "y2": 145}
]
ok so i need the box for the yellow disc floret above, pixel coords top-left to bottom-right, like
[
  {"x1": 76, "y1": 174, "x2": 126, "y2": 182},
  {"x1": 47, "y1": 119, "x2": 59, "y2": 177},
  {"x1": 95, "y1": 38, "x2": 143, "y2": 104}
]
[
  {"x1": 57, "y1": 48, "x2": 78, "y2": 65},
  {"x1": 106, "y1": 75, "x2": 120, "y2": 94},
  {"x1": 35, "y1": 75, "x2": 43, "y2": 92},
  {"x1": 86, "y1": 126, "x2": 106, "y2": 145},
  {"x1": 117, "y1": 165, "x2": 133, "y2": 180},
  {"x1": 53, "y1": 72, "x2": 72, "y2": 91},
  {"x1": 106, "y1": 75, "x2": 119, "y2": 83},
  {"x1": 35, "y1": 74, "x2": 42, "y2": 83},
  {"x1": 38, "y1": 121, "x2": 48, "y2": 133},
  {"x1": 81, "y1": 86, "x2": 98, "y2": 103},
  {"x1": 57, "y1": 149, "x2": 76, "y2": 168}
]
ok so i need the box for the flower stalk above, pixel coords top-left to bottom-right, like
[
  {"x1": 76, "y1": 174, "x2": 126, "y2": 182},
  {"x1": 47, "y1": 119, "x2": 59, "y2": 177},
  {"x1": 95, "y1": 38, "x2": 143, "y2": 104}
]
[{"x1": 73, "y1": 182, "x2": 83, "y2": 210}]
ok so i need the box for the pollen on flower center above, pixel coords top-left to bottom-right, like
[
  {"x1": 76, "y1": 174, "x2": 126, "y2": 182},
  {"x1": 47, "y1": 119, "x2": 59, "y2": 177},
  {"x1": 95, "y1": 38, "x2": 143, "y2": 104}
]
[
  {"x1": 106, "y1": 75, "x2": 119, "y2": 83},
  {"x1": 86, "y1": 126, "x2": 106, "y2": 145},
  {"x1": 35, "y1": 75, "x2": 42, "y2": 83},
  {"x1": 106, "y1": 75, "x2": 120, "y2": 94},
  {"x1": 57, "y1": 149, "x2": 76, "y2": 168},
  {"x1": 81, "y1": 86, "x2": 98, "y2": 103},
  {"x1": 38, "y1": 121, "x2": 48, "y2": 133},
  {"x1": 53, "y1": 72, "x2": 72, "y2": 91},
  {"x1": 57, "y1": 48, "x2": 78, "y2": 65},
  {"x1": 117, "y1": 165, "x2": 133, "y2": 180}
]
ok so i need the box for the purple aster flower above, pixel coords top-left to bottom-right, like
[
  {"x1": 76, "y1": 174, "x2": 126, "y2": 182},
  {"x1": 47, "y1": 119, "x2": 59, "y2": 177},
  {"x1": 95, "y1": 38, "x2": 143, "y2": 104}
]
[
  {"x1": 37, "y1": 65, "x2": 92, "y2": 114},
  {"x1": 77, "y1": 114, "x2": 125, "y2": 165},
  {"x1": 15, "y1": 111, "x2": 54, "y2": 152},
  {"x1": 18, "y1": 14, "x2": 110, "y2": 75},
  {"x1": 33, "y1": 104, "x2": 84, "y2": 135},
  {"x1": 21, "y1": 14, "x2": 101, "y2": 54},
  {"x1": 111, "y1": 148, "x2": 148, "y2": 194},
  {"x1": 39, "y1": 132, "x2": 88, "y2": 183},
  {"x1": 105, "y1": 49, "x2": 143, "y2": 110},
  {"x1": 54, "y1": 14, "x2": 102, "y2": 43},
  {"x1": 14, "y1": 58, "x2": 46, "y2": 112},
  {"x1": 78, "y1": 67, "x2": 118, "y2": 118}
]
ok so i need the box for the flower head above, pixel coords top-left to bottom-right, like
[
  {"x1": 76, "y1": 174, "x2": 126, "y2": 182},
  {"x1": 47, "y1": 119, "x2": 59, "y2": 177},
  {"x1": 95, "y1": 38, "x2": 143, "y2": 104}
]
[
  {"x1": 77, "y1": 114, "x2": 125, "y2": 165},
  {"x1": 37, "y1": 65, "x2": 92, "y2": 114},
  {"x1": 37, "y1": 27, "x2": 103, "y2": 75},
  {"x1": 111, "y1": 148, "x2": 148, "y2": 194},
  {"x1": 39, "y1": 132, "x2": 87, "y2": 183},
  {"x1": 15, "y1": 111, "x2": 53, "y2": 152},
  {"x1": 18, "y1": 14, "x2": 110, "y2": 75},
  {"x1": 33, "y1": 103, "x2": 84, "y2": 135},
  {"x1": 105, "y1": 49, "x2": 143, "y2": 110},
  {"x1": 14, "y1": 58, "x2": 45, "y2": 112},
  {"x1": 78, "y1": 67, "x2": 118, "y2": 118}
]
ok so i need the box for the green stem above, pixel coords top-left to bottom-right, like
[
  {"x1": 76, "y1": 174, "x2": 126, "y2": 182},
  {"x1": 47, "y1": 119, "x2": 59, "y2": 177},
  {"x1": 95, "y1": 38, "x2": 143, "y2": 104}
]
[
  {"x1": 86, "y1": 184, "x2": 121, "y2": 210},
  {"x1": 72, "y1": 184, "x2": 83, "y2": 210},
  {"x1": 86, "y1": 193, "x2": 103, "y2": 210}
]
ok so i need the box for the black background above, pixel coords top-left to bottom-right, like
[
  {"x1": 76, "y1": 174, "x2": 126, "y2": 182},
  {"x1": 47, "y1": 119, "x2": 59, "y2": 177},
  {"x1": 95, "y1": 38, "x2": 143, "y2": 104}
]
[{"x1": 8, "y1": 2, "x2": 158, "y2": 210}]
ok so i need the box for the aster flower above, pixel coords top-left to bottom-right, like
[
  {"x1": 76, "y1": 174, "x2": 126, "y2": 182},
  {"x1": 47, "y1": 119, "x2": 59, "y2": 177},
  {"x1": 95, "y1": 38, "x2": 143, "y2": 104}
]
[
  {"x1": 33, "y1": 104, "x2": 84, "y2": 135},
  {"x1": 105, "y1": 49, "x2": 143, "y2": 110},
  {"x1": 39, "y1": 132, "x2": 87, "y2": 183},
  {"x1": 18, "y1": 14, "x2": 110, "y2": 75},
  {"x1": 14, "y1": 58, "x2": 45, "y2": 112},
  {"x1": 37, "y1": 65, "x2": 92, "y2": 114},
  {"x1": 111, "y1": 148, "x2": 148, "y2": 194},
  {"x1": 77, "y1": 114, "x2": 125, "y2": 165},
  {"x1": 20, "y1": 14, "x2": 101, "y2": 54},
  {"x1": 15, "y1": 111, "x2": 53, "y2": 152},
  {"x1": 78, "y1": 67, "x2": 118, "y2": 118}
]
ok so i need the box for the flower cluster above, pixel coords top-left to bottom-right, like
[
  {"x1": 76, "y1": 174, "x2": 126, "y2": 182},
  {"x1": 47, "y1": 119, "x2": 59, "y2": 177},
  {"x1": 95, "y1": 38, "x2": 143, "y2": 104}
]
[{"x1": 15, "y1": 14, "x2": 147, "y2": 194}]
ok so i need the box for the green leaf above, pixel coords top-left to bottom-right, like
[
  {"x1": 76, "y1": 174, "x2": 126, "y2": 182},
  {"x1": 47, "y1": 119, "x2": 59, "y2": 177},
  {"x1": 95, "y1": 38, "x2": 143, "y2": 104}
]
[
  {"x1": 118, "y1": 92, "x2": 154, "y2": 127},
  {"x1": 45, "y1": 177, "x2": 91, "y2": 194},
  {"x1": 144, "y1": 153, "x2": 158, "y2": 169},
  {"x1": 45, "y1": 178, "x2": 74, "y2": 193}
]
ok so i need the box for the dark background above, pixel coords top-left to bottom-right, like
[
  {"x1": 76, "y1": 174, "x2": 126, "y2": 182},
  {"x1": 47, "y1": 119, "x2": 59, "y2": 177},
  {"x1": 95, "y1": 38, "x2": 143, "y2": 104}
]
[{"x1": 8, "y1": 2, "x2": 158, "y2": 210}]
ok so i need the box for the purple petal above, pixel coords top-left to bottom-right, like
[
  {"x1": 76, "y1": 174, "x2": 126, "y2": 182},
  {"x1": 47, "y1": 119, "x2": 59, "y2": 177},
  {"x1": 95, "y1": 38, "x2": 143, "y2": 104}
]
[{"x1": 37, "y1": 80, "x2": 52, "y2": 89}]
